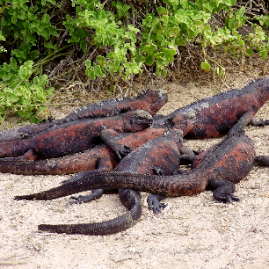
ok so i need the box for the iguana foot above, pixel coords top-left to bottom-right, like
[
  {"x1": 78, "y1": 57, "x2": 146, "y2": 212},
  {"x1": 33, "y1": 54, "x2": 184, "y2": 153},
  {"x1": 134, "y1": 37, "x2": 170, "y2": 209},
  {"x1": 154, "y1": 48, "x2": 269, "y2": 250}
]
[
  {"x1": 147, "y1": 194, "x2": 166, "y2": 214},
  {"x1": 152, "y1": 167, "x2": 164, "y2": 175},
  {"x1": 68, "y1": 189, "x2": 104, "y2": 205},
  {"x1": 209, "y1": 178, "x2": 240, "y2": 203},
  {"x1": 214, "y1": 192, "x2": 240, "y2": 203},
  {"x1": 114, "y1": 144, "x2": 132, "y2": 160}
]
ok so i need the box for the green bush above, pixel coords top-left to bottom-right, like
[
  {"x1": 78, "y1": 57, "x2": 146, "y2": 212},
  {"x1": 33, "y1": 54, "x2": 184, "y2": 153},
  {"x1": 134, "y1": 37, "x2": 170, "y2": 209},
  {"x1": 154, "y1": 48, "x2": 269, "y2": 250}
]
[
  {"x1": 1, "y1": 0, "x2": 269, "y2": 121},
  {"x1": 0, "y1": 0, "x2": 57, "y2": 122},
  {"x1": 0, "y1": 59, "x2": 54, "y2": 122}
]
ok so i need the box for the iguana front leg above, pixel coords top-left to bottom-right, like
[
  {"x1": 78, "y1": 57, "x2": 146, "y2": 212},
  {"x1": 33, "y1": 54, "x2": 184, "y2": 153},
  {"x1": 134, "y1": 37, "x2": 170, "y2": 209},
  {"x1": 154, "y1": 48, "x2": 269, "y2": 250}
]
[
  {"x1": 100, "y1": 129, "x2": 131, "y2": 160},
  {"x1": 227, "y1": 111, "x2": 256, "y2": 136},
  {"x1": 227, "y1": 110, "x2": 269, "y2": 136}
]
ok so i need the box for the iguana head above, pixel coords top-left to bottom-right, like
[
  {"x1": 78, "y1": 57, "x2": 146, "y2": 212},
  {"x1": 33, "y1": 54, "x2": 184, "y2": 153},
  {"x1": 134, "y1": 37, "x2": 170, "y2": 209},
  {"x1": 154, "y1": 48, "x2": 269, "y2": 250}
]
[
  {"x1": 256, "y1": 77, "x2": 269, "y2": 105},
  {"x1": 164, "y1": 129, "x2": 183, "y2": 150},
  {"x1": 137, "y1": 89, "x2": 168, "y2": 116},
  {"x1": 122, "y1": 110, "x2": 153, "y2": 132}
]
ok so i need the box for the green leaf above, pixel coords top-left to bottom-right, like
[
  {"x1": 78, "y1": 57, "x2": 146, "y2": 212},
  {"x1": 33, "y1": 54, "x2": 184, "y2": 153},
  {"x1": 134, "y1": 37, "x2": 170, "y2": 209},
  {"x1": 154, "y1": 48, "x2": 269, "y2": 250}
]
[
  {"x1": 11, "y1": 15, "x2": 17, "y2": 24},
  {"x1": 203, "y1": 2, "x2": 214, "y2": 13},
  {"x1": 42, "y1": 14, "x2": 50, "y2": 23},
  {"x1": 161, "y1": 68, "x2": 167, "y2": 78},
  {"x1": 41, "y1": 28, "x2": 50, "y2": 40},
  {"x1": 115, "y1": 1, "x2": 123, "y2": 9},
  {"x1": 18, "y1": 61, "x2": 33, "y2": 80},
  {"x1": 94, "y1": 65, "x2": 105, "y2": 77},
  {"x1": 17, "y1": 110, "x2": 32, "y2": 119},
  {"x1": 2, "y1": 62, "x2": 11, "y2": 72},
  {"x1": 176, "y1": 37, "x2": 186, "y2": 46},
  {"x1": 37, "y1": 91, "x2": 46, "y2": 101},
  {"x1": 80, "y1": 39, "x2": 87, "y2": 52},
  {"x1": 123, "y1": 5, "x2": 130, "y2": 13},
  {"x1": 228, "y1": 16, "x2": 236, "y2": 29},
  {"x1": 161, "y1": 15, "x2": 168, "y2": 26},
  {"x1": 8, "y1": 93, "x2": 19, "y2": 103},
  {"x1": 97, "y1": 55, "x2": 106, "y2": 66},
  {"x1": 129, "y1": 62, "x2": 142, "y2": 74},
  {"x1": 46, "y1": 87, "x2": 54, "y2": 96},
  {"x1": 246, "y1": 48, "x2": 253, "y2": 56},
  {"x1": 128, "y1": 24, "x2": 139, "y2": 34},
  {"x1": 261, "y1": 50, "x2": 268, "y2": 60},
  {"x1": 85, "y1": 60, "x2": 91, "y2": 68},
  {"x1": 14, "y1": 87, "x2": 24, "y2": 96},
  {"x1": 156, "y1": 34, "x2": 165, "y2": 44},
  {"x1": 201, "y1": 61, "x2": 210, "y2": 72},
  {"x1": 157, "y1": 7, "x2": 167, "y2": 15},
  {"x1": 0, "y1": 92, "x2": 5, "y2": 101},
  {"x1": 29, "y1": 114, "x2": 40, "y2": 123},
  {"x1": 85, "y1": 69, "x2": 96, "y2": 80},
  {"x1": 145, "y1": 55, "x2": 155, "y2": 66},
  {"x1": 142, "y1": 44, "x2": 157, "y2": 55},
  {"x1": 167, "y1": 27, "x2": 180, "y2": 37},
  {"x1": 219, "y1": 67, "x2": 225, "y2": 78}
]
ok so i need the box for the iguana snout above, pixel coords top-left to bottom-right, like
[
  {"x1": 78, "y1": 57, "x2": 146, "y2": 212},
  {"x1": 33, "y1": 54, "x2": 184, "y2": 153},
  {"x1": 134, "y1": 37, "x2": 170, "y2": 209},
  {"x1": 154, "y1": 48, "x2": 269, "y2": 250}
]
[{"x1": 123, "y1": 110, "x2": 153, "y2": 132}]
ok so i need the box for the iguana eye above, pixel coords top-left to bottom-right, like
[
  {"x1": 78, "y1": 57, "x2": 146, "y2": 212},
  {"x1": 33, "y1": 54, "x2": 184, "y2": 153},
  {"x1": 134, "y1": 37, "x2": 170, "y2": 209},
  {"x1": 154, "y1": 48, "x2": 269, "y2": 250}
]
[
  {"x1": 165, "y1": 117, "x2": 175, "y2": 129},
  {"x1": 119, "y1": 108, "x2": 129, "y2": 113}
]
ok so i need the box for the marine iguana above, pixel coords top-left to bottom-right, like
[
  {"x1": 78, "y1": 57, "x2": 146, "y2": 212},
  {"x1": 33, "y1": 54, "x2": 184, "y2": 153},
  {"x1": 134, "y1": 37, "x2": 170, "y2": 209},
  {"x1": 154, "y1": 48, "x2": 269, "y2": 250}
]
[
  {"x1": 16, "y1": 130, "x2": 184, "y2": 235},
  {"x1": 0, "y1": 110, "x2": 153, "y2": 159},
  {"x1": 162, "y1": 77, "x2": 269, "y2": 138},
  {"x1": 0, "y1": 128, "x2": 166, "y2": 175},
  {"x1": 0, "y1": 89, "x2": 167, "y2": 141}
]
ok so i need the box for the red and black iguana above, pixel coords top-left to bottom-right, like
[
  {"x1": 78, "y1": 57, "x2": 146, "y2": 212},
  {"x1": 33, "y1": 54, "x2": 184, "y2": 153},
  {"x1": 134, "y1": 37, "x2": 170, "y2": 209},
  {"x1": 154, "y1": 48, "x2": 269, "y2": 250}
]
[
  {"x1": 0, "y1": 128, "x2": 166, "y2": 175},
  {"x1": 0, "y1": 89, "x2": 167, "y2": 141},
  {"x1": 0, "y1": 110, "x2": 153, "y2": 159},
  {"x1": 160, "y1": 77, "x2": 269, "y2": 138}
]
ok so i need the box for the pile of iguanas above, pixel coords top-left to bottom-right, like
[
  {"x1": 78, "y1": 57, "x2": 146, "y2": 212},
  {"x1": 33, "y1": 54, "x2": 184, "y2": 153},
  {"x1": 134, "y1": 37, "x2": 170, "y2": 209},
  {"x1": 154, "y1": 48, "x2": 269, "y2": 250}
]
[{"x1": 2, "y1": 79, "x2": 269, "y2": 235}]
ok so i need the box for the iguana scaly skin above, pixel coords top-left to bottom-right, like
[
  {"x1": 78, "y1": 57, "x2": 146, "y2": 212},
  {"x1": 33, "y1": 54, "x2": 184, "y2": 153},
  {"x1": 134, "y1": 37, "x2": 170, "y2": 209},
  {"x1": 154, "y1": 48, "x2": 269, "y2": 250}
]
[
  {"x1": 0, "y1": 110, "x2": 153, "y2": 159},
  {"x1": 0, "y1": 89, "x2": 167, "y2": 142},
  {"x1": 163, "y1": 78, "x2": 269, "y2": 138},
  {"x1": 0, "y1": 128, "x2": 166, "y2": 175},
  {"x1": 15, "y1": 130, "x2": 257, "y2": 203},
  {"x1": 19, "y1": 130, "x2": 183, "y2": 235}
]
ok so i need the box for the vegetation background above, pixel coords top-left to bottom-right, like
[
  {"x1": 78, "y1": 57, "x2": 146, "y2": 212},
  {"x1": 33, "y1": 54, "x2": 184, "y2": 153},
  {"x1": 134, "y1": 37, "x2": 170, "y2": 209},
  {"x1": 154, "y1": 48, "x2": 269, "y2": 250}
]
[{"x1": 1, "y1": 0, "x2": 269, "y2": 125}]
